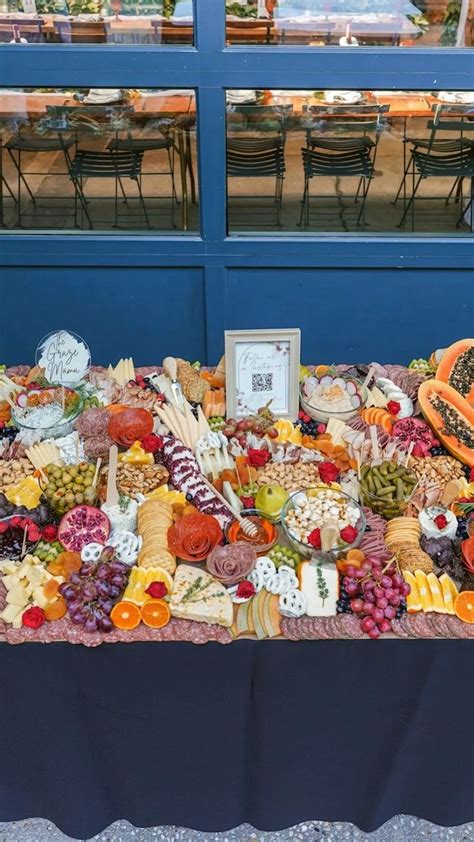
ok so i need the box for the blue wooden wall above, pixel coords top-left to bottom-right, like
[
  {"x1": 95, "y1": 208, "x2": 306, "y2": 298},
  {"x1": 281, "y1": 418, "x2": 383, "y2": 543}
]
[{"x1": 1, "y1": 264, "x2": 472, "y2": 367}]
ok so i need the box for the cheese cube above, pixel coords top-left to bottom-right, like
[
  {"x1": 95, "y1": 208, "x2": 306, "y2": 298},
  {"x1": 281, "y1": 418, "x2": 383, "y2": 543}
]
[
  {"x1": 5, "y1": 584, "x2": 29, "y2": 608},
  {"x1": 1, "y1": 602, "x2": 24, "y2": 625},
  {"x1": 300, "y1": 561, "x2": 339, "y2": 617},
  {"x1": 32, "y1": 587, "x2": 49, "y2": 609}
]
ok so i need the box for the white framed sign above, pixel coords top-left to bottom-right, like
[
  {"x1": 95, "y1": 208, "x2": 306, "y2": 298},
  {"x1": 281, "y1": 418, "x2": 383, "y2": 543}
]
[
  {"x1": 225, "y1": 328, "x2": 301, "y2": 420},
  {"x1": 36, "y1": 330, "x2": 91, "y2": 386}
]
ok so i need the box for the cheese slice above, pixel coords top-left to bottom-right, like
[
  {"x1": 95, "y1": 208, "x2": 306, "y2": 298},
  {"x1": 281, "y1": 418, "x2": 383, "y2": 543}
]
[
  {"x1": 325, "y1": 418, "x2": 348, "y2": 446},
  {"x1": 299, "y1": 561, "x2": 338, "y2": 617},
  {"x1": 439, "y1": 573, "x2": 458, "y2": 615},
  {"x1": 170, "y1": 564, "x2": 233, "y2": 628},
  {"x1": 252, "y1": 590, "x2": 267, "y2": 640},
  {"x1": 262, "y1": 592, "x2": 281, "y2": 638},
  {"x1": 427, "y1": 573, "x2": 446, "y2": 613},
  {"x1": 32, "y1": 587, "x2": 49, "y2": 609}
]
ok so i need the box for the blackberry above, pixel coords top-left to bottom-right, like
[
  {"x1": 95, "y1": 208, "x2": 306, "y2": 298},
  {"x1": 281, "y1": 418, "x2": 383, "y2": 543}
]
[
  {"x1": 0, "y1": 426, "x2": 18, "y2": 441},
  {"x1": 462, "y1": 464, "x2": 473, "y2": 481},
  {"x1": 430, "y1": 445, "x2": 449, "y2": 457},
  {"x1": 395, "y1": 599, "x2": 407, "y2": 619},
  {"x1": 296, "y1": 419, "x2": 318, "y2": 437},
  {"x1": 456, "y1": 516, "x2": 469, "y2": 539}
]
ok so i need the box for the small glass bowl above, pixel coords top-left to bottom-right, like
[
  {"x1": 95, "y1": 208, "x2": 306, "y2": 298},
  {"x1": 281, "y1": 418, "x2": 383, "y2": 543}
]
[
  {"x1": 0, "y1": 516, "x2": 40, "y2": 561},
  {"x1": 300, "y1": 374, "x2": 368, "y2": 423},
  {"x1": 12, "y1": 388, "x2": 83, "y2": 440},
  {"x1": 281, "y1": 487, "x2": 366, "y2": 560},
  {"x1": 359, "y1": 465, "x2": 418, "y2": 520},
  {"x1": 225, "y1": 508, "x2": 278, "y2": 554}
]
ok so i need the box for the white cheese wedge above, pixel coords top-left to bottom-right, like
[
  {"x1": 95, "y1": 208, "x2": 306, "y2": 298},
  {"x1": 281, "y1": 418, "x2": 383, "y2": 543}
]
[
  {"x1": 25, "y1": 567, "x2": 46, "y2": 587},
  {"x1": 299, "y1": 561, "x2": 339, "y2": 617},
  {"x1": 5, "y1": 583, "x2": 29, "y2": 608},
  {"x1": 2, "y1": 573, "x2": 19, "y2": 589},
  {"x1": 170, "y1": 564, "x2": 233, "y2": 627},
  {"x1": 1, "y1": 562, "x2": 19, "y2": 575}
]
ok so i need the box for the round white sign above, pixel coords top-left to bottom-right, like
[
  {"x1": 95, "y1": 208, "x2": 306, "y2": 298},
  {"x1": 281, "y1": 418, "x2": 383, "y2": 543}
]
[{"x1": 36, "y1": 330, "x2": 91, "y2": 386}]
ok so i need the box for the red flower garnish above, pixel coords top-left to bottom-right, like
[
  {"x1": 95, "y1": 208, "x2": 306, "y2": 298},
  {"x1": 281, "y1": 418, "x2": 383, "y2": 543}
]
[
  {"x1": 318, "y1": 461, "x2": 339, "y2": 484},
  {"x1": 387, "y1": 400, "x2": 401, "y2": 416},
  {"x1": 42, "y1": 524, "x2": 58, "y2": 542},
  {"x1": 434, "y1": 514, "x2": 448, "y2": 530},
  {"x1": 142, "y1": 433, "x2": 163, "y2": 454},
  {"x1": 236, "y1": 580, "x2": 256, "y2": 599},
  {"x1": 0, "y1": 522, "x2": 9, "y2": 534},
  {"x1": 9, "y1": 516, "x2": 21, "y2": 528},
  {"x1": 145, "y1": 581, "x2": 168, "y2": 599},
  {"x1": 247, "y1": 448, "x2": 270, "y2": 468},
  {"x1": 308, "y1": 528, "x2": 321, "y2": 549},
  {"x1": 340, "y1": 525, "x2": 358, "y2": 544},
  {"x1": 22, "y1": 606, "x2": 46, "y2": 629},
  {"x1": 240, "y1": 495, "x2": 255, "y2": 509}
]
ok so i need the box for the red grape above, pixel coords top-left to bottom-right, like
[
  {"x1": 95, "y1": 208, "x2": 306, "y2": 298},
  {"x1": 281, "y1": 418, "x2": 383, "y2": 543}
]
[
  {"x1": 384, "y1": 606, "x2": 397, "y2": 620},
  {"x1": 381, "y1": 575, "x2": 392, "y2": 588},
  {"x1": 389, "y1": 594, "x2": 401, "y2": 606},
  {"x1": 391, "y1": 573, "x2": 404, "y2": 588},
  {"x1": 355, "y1": 569, "x2": 366, "y2": 580},
  {"x1": 368, "y1": 626, "x2": 381, "y2": 639},
  {"x1": 372, "y1": 608, "x2": 385, "y2": 623},
  {"x1": 351, "y1": 598, "x2": 364, "y2": 614},
  {"x1": 400, "y1": 582, "x2": 411, "y2": 597},
  {"x1": 376, "y1": 597, "x2": 388, "y2": 609},
  {"x1": 362, "y1": 601, "x2": 374, "y2": 615},
  {"x1": 373, "y1": 586, "x2": 384, "y2": 599},
  {"x1": 361, "y1": 616, "x2": 375, "y2": 632},
  {"x1": 345, "y1": 565, "x2": 357, "y2": 578},
  {"x1": 378, "y1": 618, "x2": 392, "y2": 634}
]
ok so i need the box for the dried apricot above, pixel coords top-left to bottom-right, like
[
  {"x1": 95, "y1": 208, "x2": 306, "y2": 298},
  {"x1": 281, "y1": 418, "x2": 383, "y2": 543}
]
[
  {"x1": 43, "y1": 579, "x2": 60, "y2": 600},
  {"x1": 44, "y1": 597, "x2": 67, "y2": 621}
]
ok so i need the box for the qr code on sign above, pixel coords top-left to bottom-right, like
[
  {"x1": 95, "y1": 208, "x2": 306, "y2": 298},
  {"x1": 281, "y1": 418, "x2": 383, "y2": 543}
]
[{"x1": 252, "y1": 373, "x2": 273, "y2": 392}]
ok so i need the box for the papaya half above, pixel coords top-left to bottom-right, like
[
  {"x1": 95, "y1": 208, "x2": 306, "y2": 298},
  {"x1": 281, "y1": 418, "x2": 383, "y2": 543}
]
[
  {"x1": 418, "y1": 379, "x2": 474, "y2": 467},
  {"x1": 436, "y1": 338, "x2": 474, "y2": 406}
]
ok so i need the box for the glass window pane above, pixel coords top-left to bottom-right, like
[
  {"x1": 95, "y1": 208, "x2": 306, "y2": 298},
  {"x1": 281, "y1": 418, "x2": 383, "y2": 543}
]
[
  {"x1": 0, "y1": 1, "x2": 193, "y2": 45},
  {"x1": 226, "y1": 88, "x2": 474, "y2": 235},
  {"x1": 225, "y1": 1, "x2": 471, "y2": 48},
  {"x1": 0, "y1": 87, "x2": 198, "y2": 232}
]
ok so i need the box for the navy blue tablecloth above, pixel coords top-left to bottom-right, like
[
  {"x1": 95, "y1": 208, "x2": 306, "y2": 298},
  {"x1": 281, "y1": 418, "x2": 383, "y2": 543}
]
[{"x1": 0, "y1": 640, "x2": 471, "y2": 838}]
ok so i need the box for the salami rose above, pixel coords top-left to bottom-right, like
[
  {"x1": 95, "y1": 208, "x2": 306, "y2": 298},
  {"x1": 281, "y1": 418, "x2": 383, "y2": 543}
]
[
  {"x1": 206, "y1": 542, "x2": 256, "y2": 586},
  {"x1": 108, "y1": 408, "x2": 154, "y2": 447},
  {"x1": 168, "y1": 513, "x2": 223, "y2": 562}
]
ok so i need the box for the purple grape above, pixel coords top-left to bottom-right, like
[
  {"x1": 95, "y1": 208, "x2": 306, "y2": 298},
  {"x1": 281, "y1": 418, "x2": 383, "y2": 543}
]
[
  {"x1": 84, "y1": 616, "x2": 98, "y2": 632},
  {"x1": 96, "y1": 581, "x2": 111, "y2": 598},
  {"x1": 70, "y1": 608, "x2": 87, "y2": 625},
  {"x1": 108, "y1": 584, "x2": 121, "y2": 599},
  {"x1": 100, "y1": 599, "x2": 113, "y2": 615},
  {"x1": 69, "y1": 572, "x2": 81, "y2": 585},
  {"x1": 82, "y1": 583, "x2": 98, "y2": 602},
  {"x1": 110, "y1": 561, "x2": 128, "y2": 575},
  {"x1": 60, "y1": 584, "x2": 78, "y2": 600},
  {"x1": 80, "y1": 562, "x2": 97, "y2": 577},
  {"x1": 68, "y1": 599, "x2": 83, "y2": 614},
  {"x1": 96, "y1": 564, "x2": 111, "y2": 580},
  {"x1": 99, "y1": 616, "x2": 113, "y2": 633},
  {"x1": 110, "y1": 573, "x2": 127, "y2": 588}
]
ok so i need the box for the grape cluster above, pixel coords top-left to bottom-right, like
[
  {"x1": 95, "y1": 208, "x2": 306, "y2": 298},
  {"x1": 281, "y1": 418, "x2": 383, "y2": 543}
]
[
  {"x1": 342, "y1": 559, "x2": 411, "y2": 639},
  {"x1": 296, "y1": 410, "x2": 321, "y2": 438},
  {"x1": 268, "y1": 543, "x2": 300, "y2": 571},
  {"x1": 59, "y1": 547, "x2": 130, "y2": 633},
  {"x1": 222, "y1": 404, "x2": 277, "y2": 445},
  {"x1": 336, "y1": 584, "x2": 352, "y2": 614}
]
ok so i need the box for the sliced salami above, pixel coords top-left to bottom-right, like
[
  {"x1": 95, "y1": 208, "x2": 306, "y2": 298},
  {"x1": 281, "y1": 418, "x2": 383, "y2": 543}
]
[
  {"x1": 280, "y1": 618, "x2": 301, "y2": 641},
  {"x1": 411, "y1": 613, "x2": 436, "y2": 639},
  {"x1": 399, "y1": 613, "x2": 418, "y2": 637},
  {"x1": 341, "y1": 614, "x2": 364, "y2": 639},
  {"x1": 446, "y1": 616, "x2": 471, "y2": 638},
  {"x1": 391, "y1": 618, "x2": 410, "y2": 638},
  {"x1": 310, "y1": 617, "x2": 332, "y2": 639}
]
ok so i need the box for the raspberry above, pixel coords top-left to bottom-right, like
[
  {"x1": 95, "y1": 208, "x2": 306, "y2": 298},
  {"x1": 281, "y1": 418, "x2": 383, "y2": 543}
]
[{"x1": 340, "y1": 525, "x2": 358, "y2": 544}]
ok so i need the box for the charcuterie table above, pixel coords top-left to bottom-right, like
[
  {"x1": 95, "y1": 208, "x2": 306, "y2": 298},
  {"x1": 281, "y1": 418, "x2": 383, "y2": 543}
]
[{"x1": 0, "y1": 329, "x2": 473, "y2": 835}]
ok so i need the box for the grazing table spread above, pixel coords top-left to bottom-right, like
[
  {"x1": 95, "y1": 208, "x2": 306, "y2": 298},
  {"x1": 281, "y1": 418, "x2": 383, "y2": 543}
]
[{"x1": 0, "y1": 333, "x2": 473, "y2": 835}]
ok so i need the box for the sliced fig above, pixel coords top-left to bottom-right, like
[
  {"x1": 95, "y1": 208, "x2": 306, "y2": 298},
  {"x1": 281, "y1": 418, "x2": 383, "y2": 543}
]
[{"x1": 58, "y1": 505, "x2": 110, "y2": 553}]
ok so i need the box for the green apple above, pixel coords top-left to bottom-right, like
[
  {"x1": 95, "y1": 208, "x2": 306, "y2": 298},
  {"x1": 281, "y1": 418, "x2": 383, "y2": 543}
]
[{"x1": 255, "y1": 484, "x2": 289, "y2": 522}]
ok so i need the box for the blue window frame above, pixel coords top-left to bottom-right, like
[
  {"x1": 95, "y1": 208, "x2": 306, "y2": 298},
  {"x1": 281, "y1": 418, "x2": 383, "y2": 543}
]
[{"x1": 0, "y1": 0, "x2": 473, "y2": 365}]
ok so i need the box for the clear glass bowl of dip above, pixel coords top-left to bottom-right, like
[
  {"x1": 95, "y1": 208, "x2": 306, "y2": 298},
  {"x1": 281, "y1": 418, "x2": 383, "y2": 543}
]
[
  {"x1": 11, "y1": 387, "x2": 83, "y2": 440},
  {"x1": 300, "y1": 373, "x2": 368, "y2": 423}
]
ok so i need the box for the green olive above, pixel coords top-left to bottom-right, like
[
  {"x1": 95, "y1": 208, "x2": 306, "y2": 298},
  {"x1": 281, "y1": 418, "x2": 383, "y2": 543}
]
[
  {"x1": 69, "y1": 466, "x2": 78, "y2": 478},
  {"x1": 75, "y1": 493, "x2": 84, "y2": 505},
  {"x1": 52, "y1": 468, "x2": 62, "y2": 480},
  {"x1": 79, "y1": 462, "x2": 89, "y2": 473}
]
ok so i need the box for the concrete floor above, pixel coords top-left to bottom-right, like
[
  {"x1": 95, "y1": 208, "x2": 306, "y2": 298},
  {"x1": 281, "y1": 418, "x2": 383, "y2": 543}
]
[
  {"x1": 1, "y1": 817, "x2": 474, "y2": 841},
  {"x1": 1, "y1": 119, "x2": 472, "y2": 234}
]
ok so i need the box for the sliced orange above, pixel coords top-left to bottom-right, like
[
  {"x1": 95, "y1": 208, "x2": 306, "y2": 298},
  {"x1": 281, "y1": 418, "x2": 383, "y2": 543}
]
[
  {"x1": 454, "y1": 591, "x2": 474, "y2": 624},
  {"x1": 44, "y1": 597, "x2": 67, "y2": 621},
  {"x1": 111, "y1": 601, "x2": 142, "y2": 630},
  {"x1": 140, "y1": 598, "x2": 171, "y2": 629}
]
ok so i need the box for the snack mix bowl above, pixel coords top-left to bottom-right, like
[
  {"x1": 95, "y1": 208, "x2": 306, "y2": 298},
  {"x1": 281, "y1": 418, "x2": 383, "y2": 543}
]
[
  {"x1": 281, "y1": 486, "x2": 366, "y2": 561},
  {"x1": 358, "y1": 461, "x2": 419, "y2": 520},
  {"x1": 300, "y1": 372, "x2": 368, "y2": 423},
  {"x1": 11, "y1": 387, "x2": 83, "y2": 440}
]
